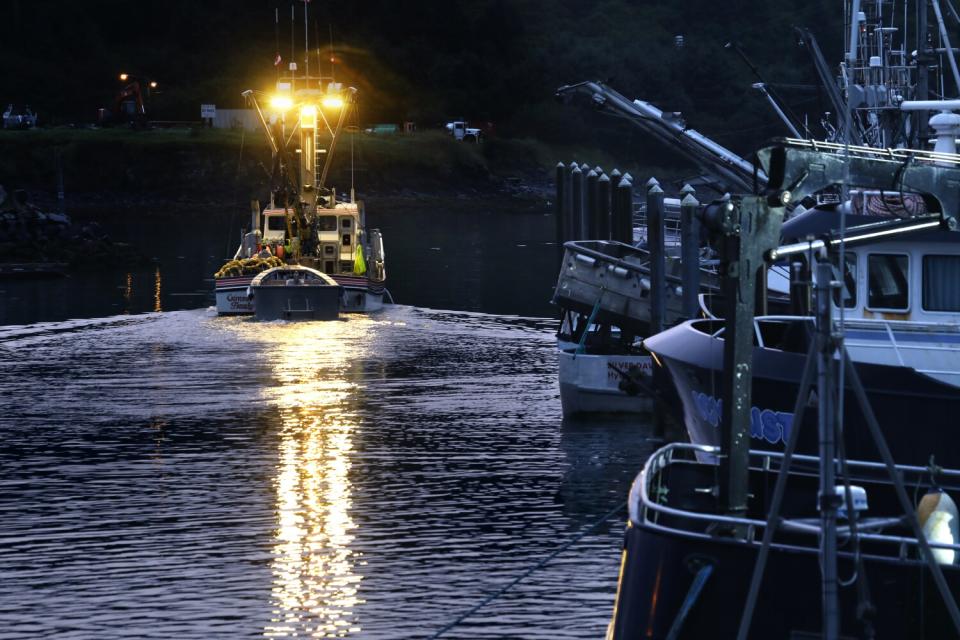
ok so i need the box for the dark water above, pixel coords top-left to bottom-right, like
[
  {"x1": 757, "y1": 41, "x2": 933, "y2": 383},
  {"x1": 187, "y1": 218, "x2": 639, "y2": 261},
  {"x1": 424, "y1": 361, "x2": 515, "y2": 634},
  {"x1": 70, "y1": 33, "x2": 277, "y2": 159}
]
[
  {"x1": 0, "y1": 307, "x2": 655, "y2": 638},
  {"x1": 0, "y1": 199, "x2": 560, "y2": 325}
]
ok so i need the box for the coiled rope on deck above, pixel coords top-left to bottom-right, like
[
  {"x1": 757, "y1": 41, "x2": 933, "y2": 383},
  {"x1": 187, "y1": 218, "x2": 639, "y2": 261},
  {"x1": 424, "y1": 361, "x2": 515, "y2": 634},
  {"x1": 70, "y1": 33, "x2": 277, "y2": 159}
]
[{"x1": 430, "y1": 498, "x2": 628, "y2": 639}]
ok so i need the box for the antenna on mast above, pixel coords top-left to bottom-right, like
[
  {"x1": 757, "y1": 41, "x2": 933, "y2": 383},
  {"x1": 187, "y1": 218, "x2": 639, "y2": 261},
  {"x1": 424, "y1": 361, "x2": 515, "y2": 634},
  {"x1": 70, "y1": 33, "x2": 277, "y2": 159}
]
[
  {"x1": 303, "y1": 0, "x2": 309, "y2": 81},
  {"x1": 274, "y1": 7, "x2": 280, "y2": 84},
  {"x1": 329, "y1": 24, "x2": 336, "y2": 82},
  {"x1": 289, "y1": 2, "x2": 295, "y2": 92}
]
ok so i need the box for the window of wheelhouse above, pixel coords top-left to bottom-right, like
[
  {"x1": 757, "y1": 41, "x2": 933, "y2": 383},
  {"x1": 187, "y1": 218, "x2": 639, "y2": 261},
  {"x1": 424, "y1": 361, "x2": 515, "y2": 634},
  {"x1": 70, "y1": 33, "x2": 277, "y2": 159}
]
[
  {"x1": 866, "y1": 253, "x2": 909, "y2": 310},
  {"x1": 923, "y1": 255, "x2": 960, "y2": 311},
  {"x1": 831, "y1": 252, "x2": 857, "y2": 308}
]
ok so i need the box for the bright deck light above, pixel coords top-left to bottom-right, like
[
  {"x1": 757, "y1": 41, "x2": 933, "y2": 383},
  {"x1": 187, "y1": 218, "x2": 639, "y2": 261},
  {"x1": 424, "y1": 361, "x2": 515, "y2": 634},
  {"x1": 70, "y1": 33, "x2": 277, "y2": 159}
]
[
  {"x1": 300, "y1": 104, "x2": 318, "y2": 128},
  {"x1": 119, "y1": 73, "x2": 129, "y2": 81},
  {"x1": 270, "y1": 95, "x2": 294, "y2": 111},
  {"x1": 321, "y1": 95, "x2": 344, "y2": 110},
  {"x1": 149, "y1": 81, "x2": 158, "y2": 89}
]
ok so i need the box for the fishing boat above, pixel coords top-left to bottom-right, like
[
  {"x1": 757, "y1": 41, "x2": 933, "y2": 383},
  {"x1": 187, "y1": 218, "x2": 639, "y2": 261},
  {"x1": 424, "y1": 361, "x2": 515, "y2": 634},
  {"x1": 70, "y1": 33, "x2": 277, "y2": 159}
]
[
  {"x1": 608, "y1": 138, "x2": 960, "y2": 638},
  {"x1": 249, "y1": 265, "x2": 340, "y2": 321},
  {"x1": 554, "y1": 237, "x2": 708, "y2": 416},
  {"x1": 609, "y1": 443, "x2": 960, "y2": 638},
  {"x1": 647, "y1": 135, "x2": 960, "y2": 467},
  {"x1": 214, "y1": 6, "x2": 386, "y2": 317},
  {"x1": 552, "y1": 212, "x2": 789, "y2": 417}
]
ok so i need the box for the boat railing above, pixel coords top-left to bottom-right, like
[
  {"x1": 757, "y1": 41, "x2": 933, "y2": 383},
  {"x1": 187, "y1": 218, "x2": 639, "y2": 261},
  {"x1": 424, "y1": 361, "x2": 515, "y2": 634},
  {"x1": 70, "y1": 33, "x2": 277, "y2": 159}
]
[
  {"x1": 841, "y1": 318, "x2": 960, "y2": 373},
  {"x1": 561, "y1": 240, "x2": 714, "y2": 287},
  {"x1": 703, "y1": 315, "x2": 960, "y2": 358},
  {"x1": 707, "y1": 316, "x2": 815, "y2": 347},
  {"x1": 632, "y1": 442, "x2": 960, "y2": 561},
  {"x1": 784, "y1": 137, "x2": 960, "y2": 167}
]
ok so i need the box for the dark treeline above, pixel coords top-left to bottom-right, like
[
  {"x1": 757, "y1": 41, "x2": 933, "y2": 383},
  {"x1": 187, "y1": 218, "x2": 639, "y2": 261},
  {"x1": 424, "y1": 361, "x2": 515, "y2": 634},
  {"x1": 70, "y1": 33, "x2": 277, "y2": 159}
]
[{"x1": 3, "y1": 0, "x2": 844, "y2": 158}]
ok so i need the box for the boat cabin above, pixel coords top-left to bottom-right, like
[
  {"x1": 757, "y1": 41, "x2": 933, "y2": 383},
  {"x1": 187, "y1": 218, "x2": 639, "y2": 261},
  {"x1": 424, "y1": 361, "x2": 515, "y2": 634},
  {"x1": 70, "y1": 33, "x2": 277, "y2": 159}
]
[
  {"x1": 315, "y1": 202, "x2": 361, "y2": 275},
  {"x1": 785, "y1": 210, "x2": 960, "y2": 324}
]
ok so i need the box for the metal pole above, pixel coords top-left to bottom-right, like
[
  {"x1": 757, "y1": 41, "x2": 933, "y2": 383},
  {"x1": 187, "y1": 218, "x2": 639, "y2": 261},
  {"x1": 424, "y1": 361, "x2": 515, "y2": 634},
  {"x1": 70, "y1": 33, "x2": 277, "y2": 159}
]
[
  {"x1": 608, "y1": 169, "x2": 622, "y2": 240},
  {"x1": 815, "y1": 261, "x2": 840, "y2": 639},
  {"x1": 931, "y1": 0, "x2": 960, "y2": 96},
  {"x1": 571, "y1": 165, "x2": 584, "y2": 241},
  {"x1": 564, "y1": 162, "x2": 575, "y2": 242},
  {"x1": 680, "y1": 186, "x2": 700, "y2": 318},
  {"x1": 579, "y1": 163, "x2": 591, "y2": 238},
  {"x1": 597, "y1": 173, "x2": 611, "y2": 240},
  {"x1": 919, "y1": 0, "x2": 930, "y2": 140},
  {"x1": 647, "y1": 182, "x2": 666, "y2": 335},
  {"x1": 715, "y1": 196, "x2": 784, "y2": 518},
  {"x1": 616, "y1": 177, "x2": 633, "y2": 244},
  {"x1": 586, "y1": 170, "x2": 599, "y2": 239},
  {"x1": 555, "y1": 162, "x2": 567, "y2": 266}
]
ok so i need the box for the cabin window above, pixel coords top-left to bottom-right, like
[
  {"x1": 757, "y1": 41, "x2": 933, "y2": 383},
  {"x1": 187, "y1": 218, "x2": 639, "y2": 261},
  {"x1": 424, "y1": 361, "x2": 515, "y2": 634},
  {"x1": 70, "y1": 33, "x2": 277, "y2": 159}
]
[
  {"x1": 341, "y1": 218, "x2": 352, "y2": 229},
  {"x1": 867, "y1": 253, "x2": 909, "y2": 310},
  {"x1": 923, "y1": 255, "x2": 960, "y2": 311},
  {"x1": 832, "y1": 252, "x2": 857, "y2": 308},
  {"x1": 318, "y1": 216, "x2": 337, "y2": 231},
  {"x1": 324, "y1": 245, "x2": 335, "y2": 255},
  {"x1": 267, "y1": 216, "x2": 286, "y2": 231},
  {"x1": 342, "y1": 234, "x2": 352, "y2": 246}
]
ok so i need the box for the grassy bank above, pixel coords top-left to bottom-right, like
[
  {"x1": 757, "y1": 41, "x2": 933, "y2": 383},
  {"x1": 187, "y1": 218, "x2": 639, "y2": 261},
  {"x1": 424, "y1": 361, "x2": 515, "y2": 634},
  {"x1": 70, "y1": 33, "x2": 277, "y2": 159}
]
[{"x1": 0, "y1": 127, "x2": 684, "y2": 206}]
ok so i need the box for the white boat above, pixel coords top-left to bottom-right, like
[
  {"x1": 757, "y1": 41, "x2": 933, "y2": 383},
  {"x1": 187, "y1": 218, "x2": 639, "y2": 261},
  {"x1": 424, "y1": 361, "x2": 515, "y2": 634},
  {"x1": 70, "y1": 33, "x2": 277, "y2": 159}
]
[
  {"x1": 557, "y1": 341, "x2": 653, "y2": 416},
  {"x1": 552, "y1": 238, "x2": 789, "y2": 416}
]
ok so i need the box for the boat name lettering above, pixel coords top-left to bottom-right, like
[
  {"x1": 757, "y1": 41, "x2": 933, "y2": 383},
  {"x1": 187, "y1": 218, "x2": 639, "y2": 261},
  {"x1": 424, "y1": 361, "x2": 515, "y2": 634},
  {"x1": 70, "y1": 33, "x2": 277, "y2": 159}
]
[
  {"x1": 606, "y1": 360, "x2": 652, "y2": 381},
  {"x1": 692, "y1": 391, "x2": 794, "y2": 445},
  {"x1": 226, "y1": 294, "x2": 253, "y2": 311}
]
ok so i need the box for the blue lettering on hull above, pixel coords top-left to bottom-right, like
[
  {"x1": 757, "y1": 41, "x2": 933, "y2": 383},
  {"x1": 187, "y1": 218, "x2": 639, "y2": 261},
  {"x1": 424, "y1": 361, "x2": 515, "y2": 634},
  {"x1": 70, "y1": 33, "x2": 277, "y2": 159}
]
[{"x1": 692, "y1": 391, "x2": 794, "y2": 445}]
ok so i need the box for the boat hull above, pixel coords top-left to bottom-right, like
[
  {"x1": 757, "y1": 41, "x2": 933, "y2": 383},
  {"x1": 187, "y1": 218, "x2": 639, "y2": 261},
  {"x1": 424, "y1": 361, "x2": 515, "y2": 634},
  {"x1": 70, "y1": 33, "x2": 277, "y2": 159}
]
[
  {"x1": 645, "y1": 320, "x2": 960, "y2": 467},
  {"x1": 558, "y1": 348, "x2": 653, "y2": 416},
  {"x1": 215, "y1": 273, "x2": 386, "y2": 315},
  {"x1": 249, "y1": 266, "x2": 341, "y2": 321},
  {"x1": 609, "y1": 519, "x2": 960, "y2": 639},
  {"x1": 251, "y1": 284, "x2": 340, "y2": 321},
  {"x1": 214, "y1": 276, "x2": 255, "y2": 315},
  {"x1": 332, "y1": 275, "x2": 385, "y2": 313}
]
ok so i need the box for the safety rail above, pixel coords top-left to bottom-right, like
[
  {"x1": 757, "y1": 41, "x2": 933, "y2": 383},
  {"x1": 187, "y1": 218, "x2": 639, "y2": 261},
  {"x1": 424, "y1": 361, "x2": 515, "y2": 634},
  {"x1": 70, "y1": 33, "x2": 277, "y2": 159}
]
[
  {"x1": 784, "y1": 137, "x2": 960, "y2": 166},
  {"x1": 562, "y1": 240, "x2": 719, "y2": 287},
  {"x1": 839, "y1": 318, "x2": 960, "y2": 375},
  {"x1": 706, "y1": 316, "x2": 813, "y2": 349},
  {"x1": 630, "y1": 442, "x2": 960, "y2": 561}
]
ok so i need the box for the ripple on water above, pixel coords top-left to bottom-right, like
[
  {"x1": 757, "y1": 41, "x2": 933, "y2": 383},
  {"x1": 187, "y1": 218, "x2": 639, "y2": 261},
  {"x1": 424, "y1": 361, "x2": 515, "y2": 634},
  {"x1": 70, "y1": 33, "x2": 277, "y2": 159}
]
[{"x1": 0, "y1": 306, "x2": 654, "y2": 638}]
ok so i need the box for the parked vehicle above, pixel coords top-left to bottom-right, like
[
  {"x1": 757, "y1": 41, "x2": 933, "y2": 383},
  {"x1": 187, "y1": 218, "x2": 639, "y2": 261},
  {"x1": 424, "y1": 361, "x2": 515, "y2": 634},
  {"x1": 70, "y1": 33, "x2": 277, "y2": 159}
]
[
  {"x1": 2, "y1": 105, "x2": 37, "y2": 129},
  {"x1": 445, "y1": 120, "x2": 481, "y2": 142}
]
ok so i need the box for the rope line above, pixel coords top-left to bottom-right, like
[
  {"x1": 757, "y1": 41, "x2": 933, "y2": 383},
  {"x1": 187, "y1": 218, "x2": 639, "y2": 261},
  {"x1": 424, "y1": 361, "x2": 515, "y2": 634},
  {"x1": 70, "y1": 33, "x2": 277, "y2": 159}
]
[{"x1": 430, "y1": 499, "x2": 628, "y2": 639}]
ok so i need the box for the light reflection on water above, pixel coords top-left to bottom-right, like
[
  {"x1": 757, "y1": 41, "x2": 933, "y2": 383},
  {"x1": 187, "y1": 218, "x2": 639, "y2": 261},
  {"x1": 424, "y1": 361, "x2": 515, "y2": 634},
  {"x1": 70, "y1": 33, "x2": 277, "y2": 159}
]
[
  {"x1": 0, "y1": 307, "x2": 654, "y2": 639},
  {"x1": 264, "y1": 322, "x2": 365, "y2": 638}
]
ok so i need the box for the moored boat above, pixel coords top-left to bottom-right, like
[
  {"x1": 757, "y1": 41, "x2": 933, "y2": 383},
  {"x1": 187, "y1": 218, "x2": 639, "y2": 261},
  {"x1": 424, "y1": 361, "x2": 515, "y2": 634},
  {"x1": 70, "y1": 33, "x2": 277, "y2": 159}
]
[
  {"x1": 608, "y1": 443, "x2": 960, "y2": 638},
  {"x1": 646, "y1": 203, "x2": 960, "y2": 467}
]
